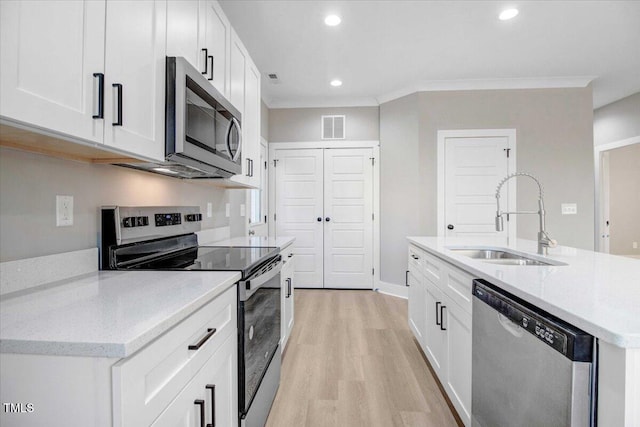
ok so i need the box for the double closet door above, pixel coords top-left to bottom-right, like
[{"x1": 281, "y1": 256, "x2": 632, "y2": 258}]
[{"x1": 274, "y1": 148, "x2": 374, "y2": 289}]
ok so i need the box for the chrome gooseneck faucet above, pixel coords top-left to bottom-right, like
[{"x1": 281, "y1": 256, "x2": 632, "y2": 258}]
[{"x1": 495, "y1": 172, "x2": 557, "y2": 255}]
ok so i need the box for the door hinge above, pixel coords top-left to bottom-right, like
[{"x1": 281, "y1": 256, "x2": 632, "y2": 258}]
[
  {"x1": 273, "y1": 159, "x2": 279, "y2": 167},
  {"x1": 264, "y1": 215, "x2": 267, "y2": 223},
  {"x1": 503, "y1": 148, "x2": 511, "y2": 158},
  {"x1": 372, "y1": 268, "x2": 375, "y2": 276},
  {"x1": 264, "y1": 161, "x2": 267, "y2": 169},
  {"x1": 274, "y1": 213, "x2": 277, "y2": 221},
  {"x1": 370, "y1": 157, "x2": 375, "y2": 166},
  {"x1": 372, "y1": 213, "x2": 374, "y2": 221}
]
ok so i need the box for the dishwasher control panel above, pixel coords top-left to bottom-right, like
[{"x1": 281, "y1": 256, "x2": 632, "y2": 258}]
[{"x1": 473, "y1": 280, "x2": 594, "y2": 362}]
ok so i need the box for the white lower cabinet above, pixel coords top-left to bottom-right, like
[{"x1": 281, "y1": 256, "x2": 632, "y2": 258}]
[
  {"x1": 407, "y1": 264, "x2": 426, "y2": 346},
  {"x1": 408, "y1": 244, "x2": 473, "y2": 426},
  {"x1": 151, "y1": 334, "x2": 237, "y2": 427},
  {"x1": 281, "y1": 247, "x2": 295, "y2": 352}
]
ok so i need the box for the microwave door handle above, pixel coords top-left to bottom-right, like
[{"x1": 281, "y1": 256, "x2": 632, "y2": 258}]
[{"x1": 226, "y1": 117, "x2": 242, "y2": 162}]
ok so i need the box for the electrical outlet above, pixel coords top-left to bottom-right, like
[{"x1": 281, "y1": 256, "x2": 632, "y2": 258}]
[
  {"x1": 633, "y1": 242, "x2": 638, "y2": 249},
  {"x1": 56, "y1": 195, "x2": 73, "y2": 227},
  {"x1": 240, "y1": 204, "x2": 245, "y2": 217},
  {"x1": 561, "y1": 203, "x2": 577, "y2": 215},
  {"x1": 207, "y1": 202, "x2": 213, "y2": 218},
  {"x1": 225, "y1": 203, "x2": 230, "y2": 218}
]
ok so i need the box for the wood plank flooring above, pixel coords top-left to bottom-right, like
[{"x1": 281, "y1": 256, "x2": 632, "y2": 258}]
[{"x1": 266, "y1": 290, "x2": 461, "y2": 427}]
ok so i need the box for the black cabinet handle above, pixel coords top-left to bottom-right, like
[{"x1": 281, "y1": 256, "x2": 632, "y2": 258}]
[
  {"x1": 405, "y1": 270, "x2": 409, "y2": 286},
  {"x1": 288, "y1": 253, "x2": 293, "y2": 258},
  {"x1": 201, "y1": 48, "x2": 209, "y2": 75},
  {"x1": 435, "y1": 301, "x2": 441, "y2": 325},
  {"x1": 195, "y1": 399, "x2": 206, "y2": 427},
  {"x1": 440, "y1": 305, "x2": 447, "y2": 331},
  {"x1": 206, "y1": 384, "x2": 216, "y2": 427},
  {"x1": 246, "y1": 158, "x2": 251, "y2": 177},
  {"x1": 286, "y1": 278, "x2": 292, "y2": 298},
  {"x1": 447, "y1": 224, "x2": 454, "y2": 230},
  {"x1": 92, "y1": 73, "x2": 104, "y2": 119},
  {"x1": 112, "y1": 83, "x2": 122, "y2": 126},
  {"x1": 188, "y1": 328, "x2": 216, "y2": 350},
  {"x1": 317, "y1": 217, "x2": 322, "y2": 222},
  {"x1": 250, "y1": 159, "x2": 254, "y2": 177},
  {"x1": 325, "y1": 217, "x2": 330, "y2": 222},
  {"x1": 208, "y1": 55, "x2": 214, "y2": 81}
]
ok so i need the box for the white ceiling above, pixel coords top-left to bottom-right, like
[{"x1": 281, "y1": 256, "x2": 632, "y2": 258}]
[{"x1": 219, "y1": 1, "x2": 640, "y2": 109}]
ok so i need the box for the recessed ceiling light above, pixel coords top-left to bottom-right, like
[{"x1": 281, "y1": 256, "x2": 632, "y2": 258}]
[
  {"x1": 330, "y1": 79, "x2": 342, "y2": 87},
  {"x1": 324, "y1": 15, "x2": 341, "y2": 26},
  {"x1": 499, "y1": 8, "x2": 519, "y2": 20},
  {"x1": 154, "y1": 167, "x2": 178, "y2": 174}
]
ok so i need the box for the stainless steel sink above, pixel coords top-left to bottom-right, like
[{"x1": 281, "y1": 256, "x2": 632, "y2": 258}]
[{"x1": 448, "y1": 248, "x2": 566, "y2": 266}]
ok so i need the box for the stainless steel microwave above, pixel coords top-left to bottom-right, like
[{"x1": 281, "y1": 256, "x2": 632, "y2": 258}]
[{"x1": 118, "y1": 56, "x2": 242, "y2": 179}]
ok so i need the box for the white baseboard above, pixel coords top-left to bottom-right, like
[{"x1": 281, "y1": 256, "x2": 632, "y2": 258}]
[{"x1": 375, "y1": 280, "x2": 408, "y2": 299}]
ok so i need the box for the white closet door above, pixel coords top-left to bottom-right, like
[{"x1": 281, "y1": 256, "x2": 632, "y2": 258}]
[
  {"x1": 444, "y1": 136, "x2": 510, "y2": 238},
  {"x1": 323, "y1": 148, "x2": 374, "y2": 289},
  {"x1": 275, "y1": 149, "x2": 324, "y2": 288}
]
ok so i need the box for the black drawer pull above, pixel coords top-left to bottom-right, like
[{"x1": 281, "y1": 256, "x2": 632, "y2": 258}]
[
  {"x1": 188, "y1": 328, "x2": 216, "y2": 350},
  {"x1": 201, "y1": 48, "x2": 209, "y2": 75},
  {"x1": 195, "y1": 399, "x2": 206, "y2": 427},
  {"x1": 112, "y1": 83, "x2": 122, "y2": 126},
  {"x1": 411, "y1": 254, "x2": 419, "y2": 260},
  {"x1": 405, "y1": 270, "x2": 409, "y2": 286},
  {"x1": 440, "y1": 305, "x2": 447, "y2": 331},
  {"x1": 92, "y1": 73, "x2": 104, "y2": 119},
  {"x1": 286, "y1": 278, "x2": 292, "y2": 298},
  {"x1": 435, "y1": 301, "x2": 441, "y2": 325},
  {"x1": 206, "y1": 384, "x2": 216, "y2": 427},
  {"x1": 208, "y1": 55, "x2": 214, "y2": 81}
]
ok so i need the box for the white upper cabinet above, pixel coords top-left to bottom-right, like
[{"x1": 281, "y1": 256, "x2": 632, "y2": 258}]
[
  {"x1": 0, "y1": 0, "x2": 106, "y2": 143},
  {"x1": 201, "y1": 0, "x2": 231, "y2": 97},
  {"x1": 166, "y1": 0, "x2": 201, "y2": 71},
  {"x1": 102, "y1": 0, "x2": 167, "y2": 162}
]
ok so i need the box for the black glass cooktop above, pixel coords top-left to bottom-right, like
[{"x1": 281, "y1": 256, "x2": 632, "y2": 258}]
[{"x1": 126, "y1": 246, "x2": 278, "y2": 278}]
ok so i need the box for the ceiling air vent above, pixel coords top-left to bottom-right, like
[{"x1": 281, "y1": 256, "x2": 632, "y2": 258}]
[
  {"x1": 321, "y1": 115, "x2": 346, "y2": 140},
  {"x1": 266, "y1": 72, "x2": 280, "y2": 84}
]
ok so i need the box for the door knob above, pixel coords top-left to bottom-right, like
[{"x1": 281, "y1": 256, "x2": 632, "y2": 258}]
[
  {"x1": 317, "y1": 217, "x2": 322, "y2": 222},
  {"x1": 325, "y1": 217, "x2": 331, "y2": 222},
  {"x1": 447, "y1": 224, "x2": 454, "y2": 230}
]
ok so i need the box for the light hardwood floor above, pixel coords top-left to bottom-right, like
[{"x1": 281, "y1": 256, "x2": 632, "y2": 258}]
[{"x1": 266, "y1": 290, "x2": 461, "y2": 427}]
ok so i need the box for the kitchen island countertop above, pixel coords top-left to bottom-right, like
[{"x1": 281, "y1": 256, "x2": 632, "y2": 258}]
[{"x1": 408, "y1": 236, "x2": 640, "y2": 348}]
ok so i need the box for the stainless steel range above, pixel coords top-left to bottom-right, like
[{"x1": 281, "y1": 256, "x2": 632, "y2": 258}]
[{"x1": 100, "y1": 206, "x2": 281, "y2": 427}]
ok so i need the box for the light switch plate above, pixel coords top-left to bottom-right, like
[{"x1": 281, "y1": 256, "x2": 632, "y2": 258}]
[
  {"x1": 225, "y1": 203, "x2": 230, "y2": 218},
  {"x1": 56, "y1": 195, "x2": 73, "y2": 226},
  {"x1": 561, "y1": 203, "x2": 577, "y2": 215},
  {"x1": 206, "y1": 202, "x2": 213, "y2": 218},
  {"x1": 240, "y1": 204, "x2": 245, "y2": 217}
]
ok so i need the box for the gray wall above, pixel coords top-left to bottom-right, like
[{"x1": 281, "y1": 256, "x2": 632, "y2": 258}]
[
  {"x1": 261, "y1": 100, "x2": 269, "y2": 140},
  {"x1": 379, "y1": 94, "x2": 421, "y2": 286},
  {"x1": 0, "y1": 147, "x2": 239, "y2": 262},
  {"x1": 594, "y1": 92, "x2": 640, "y2": 146},
  {"x1": 269, "y1": 106, "x2": 379, "y2": 142},
  {"x1": 380, "y1": 87, "x2": 595, "y2": 285},
  {"x1": 608, "y1": 144, "x2": 640, "y2": 256}
]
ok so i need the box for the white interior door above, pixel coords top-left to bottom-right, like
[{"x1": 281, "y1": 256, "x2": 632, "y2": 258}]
[
  {"x1": 323, "y1": 149, "x2": 374, "y2": 289},
  {"x1": 275, "y1": 149, "x2": 324, "y2": 288},
  {"x1": 443, "y1": 134, "x2": 513, "y2": 238}
]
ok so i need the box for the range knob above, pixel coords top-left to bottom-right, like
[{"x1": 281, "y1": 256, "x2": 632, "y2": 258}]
[{"x1": 185, "y1": 213, "x2": 203, "y2": 222}]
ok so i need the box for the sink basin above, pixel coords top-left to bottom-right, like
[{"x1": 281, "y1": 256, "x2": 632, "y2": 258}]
[{"x1": 448, "y1": 248, "x2": 566, "y2": 266}]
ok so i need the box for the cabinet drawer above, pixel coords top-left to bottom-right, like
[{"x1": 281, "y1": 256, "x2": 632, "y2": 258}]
[
  {"x1": 421, "y1": 250, "x2": 442, "y2": 284},
  {"x1": 113, "y1": 285, "x2": 237, "y2": 427},
  {"x1": 408, "y1": 245, "x2": 425, "y2": 270},
  {"x1": 442, "y1": 266, "x2": 473, "y2": 315}
]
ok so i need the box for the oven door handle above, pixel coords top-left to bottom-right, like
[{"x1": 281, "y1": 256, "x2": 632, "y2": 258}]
[{"x1": 240, "y1": 257, "x2": 282, "y2": 300}]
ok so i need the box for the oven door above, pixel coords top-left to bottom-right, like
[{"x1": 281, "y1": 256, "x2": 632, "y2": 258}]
[{"x1": 238, "y1": 259, "x2": 282, "y2": 418}]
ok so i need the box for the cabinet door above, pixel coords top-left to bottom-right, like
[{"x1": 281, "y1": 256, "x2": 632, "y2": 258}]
[
  {"x1": 0, "y1": 0, "x2": 105, "y2": 143},
  {"x1": 424, "y1": 279, "x2": 447, "y2": 378},
  {"x1": 151, "y1": 334, "x2": 238, "y2": 427},
  {"x1": 103, "y1": 0, "x2": 166, "y2": 162},
  {"x1": 201, "y1": 0, "x2": 230, "y2": 96},
  {"x1": 166, "y1": 0, "x2": 202, "y2": 72},
  {"x1": 407, "y1": 267, "x2": 426, "y2": 345},
  {"x1": 444, "y1": 300, "x2": 472, "y2": 426},
  {"x1": 281, "y1": 253, "x2": 295, "y2": 352}
]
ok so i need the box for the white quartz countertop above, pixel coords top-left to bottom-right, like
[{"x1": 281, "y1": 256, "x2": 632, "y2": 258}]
[
  {"x1": 407, "y1": 236, "x2": 640, "y2": 348},
  {"x1": 0, "y1": 270, "x2": 240, "y2": 358},
  {"x1": 204, "y1": 235, "x2": 295, "y2": 250}
]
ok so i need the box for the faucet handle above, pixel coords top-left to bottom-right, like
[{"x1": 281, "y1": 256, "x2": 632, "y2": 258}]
[{"x1": 548, "y1": 239, "x2": 558, "y2": 248}]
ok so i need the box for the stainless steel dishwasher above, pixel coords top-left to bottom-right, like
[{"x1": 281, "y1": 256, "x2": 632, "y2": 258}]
[{"x1": 472, "y1": 279, "x2": 596, "y2": 427}]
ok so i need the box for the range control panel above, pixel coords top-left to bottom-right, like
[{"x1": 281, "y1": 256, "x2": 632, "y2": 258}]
[{"x1": 103, "y1": 206, "x2": 203, "y2": 246}]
